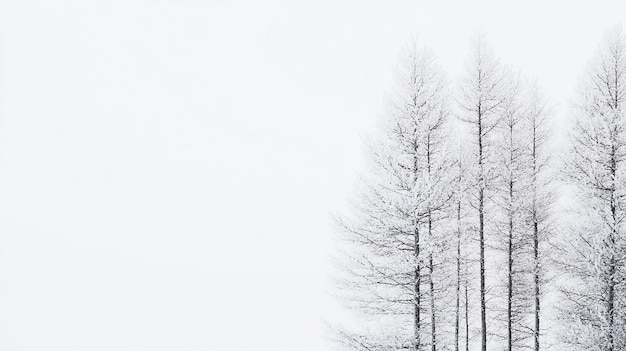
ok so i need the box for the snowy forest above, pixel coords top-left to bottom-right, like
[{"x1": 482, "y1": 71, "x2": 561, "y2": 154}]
[
  {"x1": 331, "y1": 28, "x2": 626, "y2": 351},
  {"x1": 14, "y1": 2, "x2": 626, "y2": 351}
]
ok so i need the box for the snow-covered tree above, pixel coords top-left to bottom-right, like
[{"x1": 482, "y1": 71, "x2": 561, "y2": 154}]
[
  {"x1": 522, "y1": 83, "x2": 555, "y2": 351},
  {"x1": 449, "y1": 136, "x2": 473, "y2": 351},
  {"x1": 491, "y1": 72, "x2": 537, "y2": 351},
  {"x1": 331, "y1": 32, "x2": 557, "y2": 351},
  {"x1": 559, "y1": 27, "x2": 626, "y2": 351},
  {"x1": 490, "y1": 78, "x2": 555, "y2": 351},
  {"x1": 332, "y1": 40, "x2": 455, "y2": 351},
  {"x1": 458, "y1": 34, "x2": 509, "y2": 351}
]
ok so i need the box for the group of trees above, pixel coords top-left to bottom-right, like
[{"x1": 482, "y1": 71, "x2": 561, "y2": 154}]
[{"x1": 332, "y1": 28, "x2": 626, "y2": 351}]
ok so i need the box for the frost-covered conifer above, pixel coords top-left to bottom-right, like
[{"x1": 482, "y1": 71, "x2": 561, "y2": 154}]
[
  {"x1": 560, "y1": 27, "x2": 626, "y2": 351},
  {"x1": 458, "y1": 34, "x2": 508, "y2": 351},
  {"x1": 332, "y1": 40, "x2": 455, "y2": 351}
]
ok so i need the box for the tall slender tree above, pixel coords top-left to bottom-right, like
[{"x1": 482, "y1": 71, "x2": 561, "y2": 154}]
[
  {"x1": 331, "y1": 32, "x2": 557, "y2": 351},
  {"x1": 560, "y1": 27, "x2": 626, "y2": 351},
  {"x1": 523, "y1": 83, "x2": 554, "y2": 351},
  {"x1": 493, "y1": 73, "x2": 534, "y2": 351},
  {"x1": 490, "y1": 78, "x2": 554, "y2": 351},
  {"x1": 450, "y1": 138, "x2": 471, "y2": 351},
  {"x1": 458, "y1": 34, "x2": 507, "y2": 351},
  {"x1": 332, "y1": 40, "x2": 454, "y2": 351}
]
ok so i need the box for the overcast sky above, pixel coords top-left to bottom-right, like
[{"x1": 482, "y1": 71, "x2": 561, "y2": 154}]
[{"x1": 0, "y1": 1, "x2": 625, "y2": 350}]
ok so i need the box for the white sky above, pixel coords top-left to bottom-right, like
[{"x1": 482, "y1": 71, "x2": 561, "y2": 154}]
[{"x1": 0, "y1": 1, "x2": 624, "y2": 350}]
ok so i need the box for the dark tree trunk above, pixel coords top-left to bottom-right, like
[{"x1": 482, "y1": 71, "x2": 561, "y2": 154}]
[
  {"x1": 533, "y1": 218, "x2": 540, "y2": 351},
  {"x1": 532, "y1": 125, "x2": 540, "y2": 351},
  {"x1": 478, "y1": 104, "x2": 487, "y2": 351},
  {"x1": 507, "y1": 199, "x2": 513, "y2": 351},
  {"x1": 465, "y1": 264, "x2": 470, "y2": 351},
  {"x1": 456, "y1": 201, "x2": 461, "y2": 351},
  {"x1": 414, "y1": 141, "x2": 422, "y2": 351},
  {"x1": 415, "y1": 223, "x2": 422, "y2": 351},
  {"x1": 507, "y1": 130, "x2": 514, "y2": 351}
]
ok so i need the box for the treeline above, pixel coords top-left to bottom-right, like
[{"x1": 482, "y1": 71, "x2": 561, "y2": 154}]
[{"x1": 332, "y1": 28, "x2": 626, "y2": 351}]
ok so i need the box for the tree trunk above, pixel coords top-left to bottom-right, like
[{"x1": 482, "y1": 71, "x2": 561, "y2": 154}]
[
  {"x1": 415, "y1": 222, "x2": 422, "y2": 350},
  {"x1": 428, "y1": 210, "x2": 436, "y2": 351},
  {"x1": 478, "y1": 104, "x2": 487, "y2": 351},
  {"x1": 507, "y1": 202, "x2": 513, "y2": 351},
  {"x1": 533, "y1": 218, "x2": 540, "y2": 351},
  {"x1": 532, "y1": 127, "x2": 540, "y2": 351},
  {"x1": 456, "y1": 201, "x2": 461, "y2": 351},
  {"x1": 507, "y1": 130, "x2": 514, "y2": 351},
  {"x1": 465, "y1": 263, "x2": 470, "y2": 351}
]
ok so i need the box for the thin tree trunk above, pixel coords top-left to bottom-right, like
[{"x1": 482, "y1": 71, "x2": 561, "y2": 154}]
[
  {"x1": 429, "y1": 243, "x2": 436, "y2": 351},
  {"x1": 479, "y1": 190, "x2": 486, "y2": 351},
  {"x1": 608, "y1": 150, "x2": 616, "y2": 351},
  {"x1": 607, "y1": 64, "x2": 620, "y2": 351},
  {"x1": 426, "y1": 129, "x2": 437, "y2": 351},
  {"x1": 427, "y1": 129, "x2": 436, "y2": 351},
  {"x1": 414, "y1": 142, "x2": 422, "y2": 351},
  {"x1": 507, "y1": 192, "x2": 513, "y2": 351},
  {"x1": 456, "y1": 200, "x2": 461, "y2": 351},
  {"x1": 478, "y1": 103, "x2": 487, "y2": 351},
  {"x1": 533, "y1": 218, "x2": 540, "y2": 351},
  {"x1": 415, "y1": 223, "x2": 422, "y2": 351},
  {"x1": 608, "y1": 255, "x2": 615, "y2": 351},
  {"x1": 532, "y1": 123, "x2": 540, "y2": 351},
  {"x1": 608, "y1": 204, "x2": 615, "y2": 351},
  {"x1": 465, "y1": 262, "x2": 470, "y2": 351},
  {"x1": 507, "y1": 130, "x2": 514, "y2": 351}
]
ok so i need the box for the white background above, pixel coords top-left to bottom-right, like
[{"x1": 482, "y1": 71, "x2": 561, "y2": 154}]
[{"x1": 0, "y1": 1, "x2": 624, "y2": 350}]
